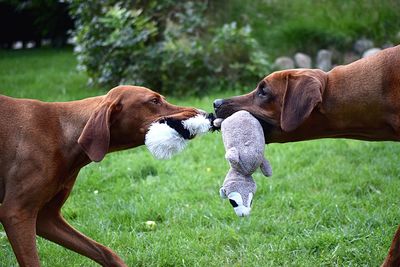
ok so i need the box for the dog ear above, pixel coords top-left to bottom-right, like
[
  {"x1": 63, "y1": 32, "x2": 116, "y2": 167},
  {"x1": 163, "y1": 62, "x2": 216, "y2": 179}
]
[
  {"x1": 280, "y1": 73, "x2": 324, "y2": 132},
  {"x1": 78, "y1": 98, "x2": 119, "y2": 162}
]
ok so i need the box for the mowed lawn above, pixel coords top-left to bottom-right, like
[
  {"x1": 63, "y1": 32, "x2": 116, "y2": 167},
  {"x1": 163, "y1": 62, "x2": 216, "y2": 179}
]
[{"x1": 0, "y1": 49, "x2": 399, "y2": 266}]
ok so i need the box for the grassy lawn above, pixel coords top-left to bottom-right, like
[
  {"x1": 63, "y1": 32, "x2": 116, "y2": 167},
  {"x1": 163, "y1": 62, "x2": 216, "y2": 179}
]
[
  {"x1": 214, "y1": 0, "x2": 400, "y2": 57},
  {"x1": 1, "y1": 49, "x2": 399, "y2": 266}
]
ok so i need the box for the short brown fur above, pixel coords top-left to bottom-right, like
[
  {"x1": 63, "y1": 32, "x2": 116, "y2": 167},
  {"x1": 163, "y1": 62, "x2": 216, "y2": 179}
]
[
  {"x1": 215, "y1": 45, "x2": 400, "y2": 266},
  {"x1": 0, "y1": 85, "x2": 202, "y2": 266}
]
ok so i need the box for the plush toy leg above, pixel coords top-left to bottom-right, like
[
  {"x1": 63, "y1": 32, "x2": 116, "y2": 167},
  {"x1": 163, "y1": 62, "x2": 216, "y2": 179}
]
[{"x1": 260, "y1": 157, "x2": 273, "y2": 177}]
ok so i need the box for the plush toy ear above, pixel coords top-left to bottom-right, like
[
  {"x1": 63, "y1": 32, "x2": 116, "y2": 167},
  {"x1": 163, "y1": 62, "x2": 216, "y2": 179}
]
[
  {"x1": 260, "y1": 157, "x2": 272, "y2": 177},
  {"x1": 219, "y1": 187, "x2": 227, "y2": 199},
  {"x1": 78, "y1": 98, "x2": 119, "y2": 162},
  {"x1": 281, "y1": 73, "x2": 324, "y2": 132},
  {"x1": 225, "y1": 147, "x2": 240, "y2": 167}
]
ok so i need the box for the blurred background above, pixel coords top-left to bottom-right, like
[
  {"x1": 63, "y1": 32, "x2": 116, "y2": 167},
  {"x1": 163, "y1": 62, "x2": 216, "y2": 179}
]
[
  {"x1": 1, "y1": 0, "x2": 400, "y2": 96},
  {"x1": 1, "y1": 1, "x2": 400, "y2": 266}
]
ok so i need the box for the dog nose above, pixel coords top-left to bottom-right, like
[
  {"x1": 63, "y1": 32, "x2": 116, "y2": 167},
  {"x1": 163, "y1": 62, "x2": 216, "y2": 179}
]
[{"x1": 213, "y1": 99, "x2": 224, "y2": 109}]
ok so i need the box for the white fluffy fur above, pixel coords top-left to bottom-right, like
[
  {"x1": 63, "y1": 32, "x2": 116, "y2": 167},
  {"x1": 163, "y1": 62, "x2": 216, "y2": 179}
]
[
  {"x1": 145, "y1": 114, "x2": 211, "y2": 160},
  {"x1": 145, "y1": 123, "x2": 187, "y2": 160},
  {"x1": 182, "y1": 114, "x2": 211, "y2": 136}
]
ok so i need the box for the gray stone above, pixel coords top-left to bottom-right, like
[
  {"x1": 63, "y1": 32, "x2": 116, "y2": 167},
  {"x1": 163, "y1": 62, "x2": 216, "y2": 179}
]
[
  {"x1": 329, "y1": 48, "x2": 341, "y2": 65},
  {"x1": 396, "y1": 31, "x2": 400, "y2": 42},
  {"x1": 382, "y1": 43, "x2": 394, "y2": 49},
  {"x1": 362, "y1": 48, "x2": 381, "y2": 58},
  {"x1": 343, "y1": 52, "x2": 360, "y2": 65},
  {"x1": 316, "y1": 50, "x2": 332, "y2": 71},
  {"x1": 354, "y1": 38, "x2": 374, "y2": 54},
  {"x1": 274, "y1": 56, "x2": 295, "y2": 70},
  {"x1": 294, "y1": 52, "x2": 312, "y2": 68}
]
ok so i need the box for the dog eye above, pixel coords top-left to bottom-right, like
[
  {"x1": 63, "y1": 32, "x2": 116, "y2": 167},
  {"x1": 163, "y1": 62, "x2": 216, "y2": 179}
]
[
  {"x1": 258, "y1": 86, "x2": 270, "y2": 98},
  {"x1": 150, "y1": 98, "x2": 160, "y2": 105},
  {"x1": 257, "y1": 81, "x2": 272, "y2": 99}
]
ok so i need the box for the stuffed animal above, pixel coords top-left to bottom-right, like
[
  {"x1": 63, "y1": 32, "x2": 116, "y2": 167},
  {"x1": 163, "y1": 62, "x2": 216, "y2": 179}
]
[
  {"x1": 145, "y1": 114, "x2": 213, "y2": 159},
  {"x1": 217, "y1": 110, "x2": 272, "y2": 217}
]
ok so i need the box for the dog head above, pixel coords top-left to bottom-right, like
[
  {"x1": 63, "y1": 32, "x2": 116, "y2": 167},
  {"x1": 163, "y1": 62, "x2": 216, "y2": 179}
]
[
  {"x1": 213, "y1": 69, "x2": 327, "y2": 142},
  {"x1": 78, "y1": 85, "x2": 204, "y2": 162}
]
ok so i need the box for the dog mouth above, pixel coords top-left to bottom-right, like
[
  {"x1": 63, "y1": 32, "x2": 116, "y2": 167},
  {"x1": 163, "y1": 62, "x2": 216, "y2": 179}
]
[
  {"x1": 212, "y1": 102, "x2": 240, "y2": 129},
  {"x1": 214, "y1": 104, "x2": 237, "y2": 120},
  {"x1": 213, "y1": 109, "x2": 277, "y2": 142},
  {"x1": 252, "y1": 115, "x2": 277, "y2": 143},
  {"x1": 213, "y1": 98, "x2": 278, "y2": 142}
]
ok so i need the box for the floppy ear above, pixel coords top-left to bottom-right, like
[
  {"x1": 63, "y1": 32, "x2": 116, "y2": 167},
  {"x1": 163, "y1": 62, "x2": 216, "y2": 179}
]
[
  {"x1": 281, "y1": 74, "x2": 324, "y2": 132},
  {"x1": 78, "y1": 99, "x2": 119, "y2": 162}
]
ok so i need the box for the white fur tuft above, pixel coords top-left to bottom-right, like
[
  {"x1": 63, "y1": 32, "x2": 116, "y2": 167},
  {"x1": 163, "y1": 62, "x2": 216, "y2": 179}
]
[
  {"x1": 182, "y1": 114, "x2": 211, "y2": 136},
  {"x1": 145, "y1": 122, "x2": 187, "y2": 160},
  {"x1": 145, "y1": 114, "x2": 211, "y2": 160}
]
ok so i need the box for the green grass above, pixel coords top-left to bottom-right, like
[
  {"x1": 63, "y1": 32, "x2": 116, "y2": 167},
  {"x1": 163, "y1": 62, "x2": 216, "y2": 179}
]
[
  {"x1": 1, "y1": 49, "x2": 400, "y2": 266},
  {"x1": 212, "y1": 0, "x2": 400, "y2": 57},
  {"x1": 0, "y1": 48, "x2": 102, "y2": 101}
]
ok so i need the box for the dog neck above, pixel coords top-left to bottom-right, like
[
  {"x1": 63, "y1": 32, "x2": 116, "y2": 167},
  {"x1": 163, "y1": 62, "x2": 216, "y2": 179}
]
[{"x1": 55, "y1": 97, "x2": 106, "y2": 168}]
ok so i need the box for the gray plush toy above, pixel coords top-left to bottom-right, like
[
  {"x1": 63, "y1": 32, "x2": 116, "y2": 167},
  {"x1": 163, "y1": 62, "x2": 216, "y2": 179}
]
[{"x1": 216, "y1": 110, "x2": 272, "y2": 217}]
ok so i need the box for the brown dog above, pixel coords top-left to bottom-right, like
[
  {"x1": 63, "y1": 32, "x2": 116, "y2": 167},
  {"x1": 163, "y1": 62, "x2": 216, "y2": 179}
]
[
  {"x1": 0, "y1": 85, "x2": 203, "y2": 266},
  {"x1": 214, "y1": 45, "x2": 400, "y2": 266}
]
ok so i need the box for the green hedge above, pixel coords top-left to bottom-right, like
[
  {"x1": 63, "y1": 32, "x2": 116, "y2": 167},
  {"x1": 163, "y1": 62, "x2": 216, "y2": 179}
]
[{"x1": 70, "y1": 1, "x2": 271, "y2": 95}]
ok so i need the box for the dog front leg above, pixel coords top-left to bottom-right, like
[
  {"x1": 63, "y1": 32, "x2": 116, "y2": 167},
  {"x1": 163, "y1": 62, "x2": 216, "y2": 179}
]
[
  {"x1": 36, "y1": 205, "x2": 127, "y2": 267},
  {"x1": 0, "y1": 205, "x2": 40, "y2": 267}
]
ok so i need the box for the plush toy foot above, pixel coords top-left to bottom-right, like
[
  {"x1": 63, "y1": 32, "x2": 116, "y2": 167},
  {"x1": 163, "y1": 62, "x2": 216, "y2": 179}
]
[
  {"x1": 213, "y1": 118, "x2": 223, "y2": 129},
  {"x1": 206, "y1": 113, "x2": 222, "y2": 131},
  {"x1": 260, "y1": 158, "x2": 273, "y2": 177}
]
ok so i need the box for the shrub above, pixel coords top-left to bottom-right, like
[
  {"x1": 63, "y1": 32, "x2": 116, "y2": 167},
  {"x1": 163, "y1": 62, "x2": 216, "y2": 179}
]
[
  {"x1": 160, "y1": 22, "x2": 271, "y2": 95},
  {"x1": 69, "y1": 1, "x2": 272, "y2": 95},
  {"x1": 71, "y1": 2, "x2": 159, "y2": 87}
]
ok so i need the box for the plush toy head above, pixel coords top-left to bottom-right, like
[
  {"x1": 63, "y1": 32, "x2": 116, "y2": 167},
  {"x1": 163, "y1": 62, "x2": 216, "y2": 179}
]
[
  {"x1": 219, "y1": 110, "x2": 272, "y2": 217},
  {"x1": 145, "y1": 114, "x2": 212, "y2": 159},
  {"x1": 220, "y1": 169, "x2": 257, "y2": 216}
]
